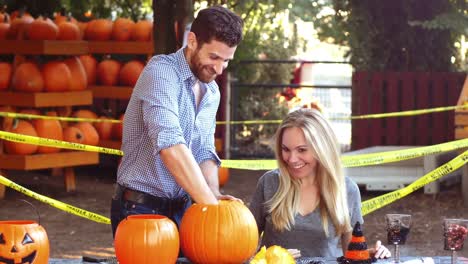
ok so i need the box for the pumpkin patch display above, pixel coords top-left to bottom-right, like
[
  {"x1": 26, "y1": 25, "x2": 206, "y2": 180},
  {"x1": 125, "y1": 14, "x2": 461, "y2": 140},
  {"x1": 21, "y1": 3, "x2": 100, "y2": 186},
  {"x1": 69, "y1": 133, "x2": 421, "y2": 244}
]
[
  {"x1": 0, "y1": 220, "x2": 50, "y2": 264},
  {"x1": 179, "y1": 200, "x2": 259, "y2": 264},
  {"x1": 114, "y1": 214, "x2": 179, "y2": 264}
]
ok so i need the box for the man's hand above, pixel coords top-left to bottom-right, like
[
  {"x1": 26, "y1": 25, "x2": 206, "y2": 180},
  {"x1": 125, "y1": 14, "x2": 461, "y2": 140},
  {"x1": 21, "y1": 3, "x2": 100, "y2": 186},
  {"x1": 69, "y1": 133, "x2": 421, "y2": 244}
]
[{"x1": 215, "y1": 194, "x2": 243, "y2": 203}]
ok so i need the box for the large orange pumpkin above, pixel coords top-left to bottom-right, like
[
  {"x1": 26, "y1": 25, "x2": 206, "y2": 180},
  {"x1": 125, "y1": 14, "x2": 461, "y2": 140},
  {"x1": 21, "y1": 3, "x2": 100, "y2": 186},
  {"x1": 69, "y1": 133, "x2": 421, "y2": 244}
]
[
  {"x1": 63, "y1": 56, "x2": 87, "y2": 91},
  {"x1": 42, "y1": 60, "x2": 72, "y2": 92},
  {"x1": 0, "y1": 62, "x2": 12, "y2": 90},
  {"x1": 12, "y1": 62, "x2": 44, "y2": 92},
  {"x1": 3, "y1": 119, "x2": 39, "y2": 155},
  {"x1": 180, "y1": 200, "x2": 259, "y2": 264},
  {"x1": 57, "y1": 21, "x2": 81, "y2": 40},
  {"x1": 119, "y1": 60, "x2": 144, "y2": 87},
  {"x1": 114, "y1": 215, "x2": 179, "y2": 264},
  {"x1": 0, "y1": 220, "x2": 49, "y2": 264}
]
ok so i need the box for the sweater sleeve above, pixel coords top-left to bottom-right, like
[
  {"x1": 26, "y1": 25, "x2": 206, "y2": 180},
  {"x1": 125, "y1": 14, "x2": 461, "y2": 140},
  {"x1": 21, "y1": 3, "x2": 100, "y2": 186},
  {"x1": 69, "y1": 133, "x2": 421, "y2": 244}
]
[
  {"x1": 249, "y1": 172, "x2": 269, "y2": 235},
  {"x1": 345, "y1": 177, "x2": 364, "y2": 226}
]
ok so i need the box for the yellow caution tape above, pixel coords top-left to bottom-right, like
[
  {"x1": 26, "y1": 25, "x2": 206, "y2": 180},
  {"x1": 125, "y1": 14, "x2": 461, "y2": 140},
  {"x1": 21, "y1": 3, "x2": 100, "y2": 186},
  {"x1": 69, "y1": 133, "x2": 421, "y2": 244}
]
[
  {"x1": 361, "y1": 149, "x2": 468, "y2": 215},
  {"x1": 0, "y1": 175, "x2": 111, "y2": 224},
  {"x1": 344, "y1": 104, "x2": 468, "y2": 120},
  {"x1": 220, "y1": 138, "x2": 468, "y2": 170},
  {"x1": 0, "y1": 112, "x2": 121, "y2": 123},
  {"x1": 0, "y1": 130, "x2": 123, "y2": 156}
]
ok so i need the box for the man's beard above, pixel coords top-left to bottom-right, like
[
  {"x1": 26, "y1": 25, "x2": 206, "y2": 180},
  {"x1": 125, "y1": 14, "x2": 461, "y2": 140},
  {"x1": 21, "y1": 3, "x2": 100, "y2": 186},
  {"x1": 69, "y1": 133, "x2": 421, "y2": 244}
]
[{"x1": 191, "y1": 52, "x2": 217, "y2": 83}]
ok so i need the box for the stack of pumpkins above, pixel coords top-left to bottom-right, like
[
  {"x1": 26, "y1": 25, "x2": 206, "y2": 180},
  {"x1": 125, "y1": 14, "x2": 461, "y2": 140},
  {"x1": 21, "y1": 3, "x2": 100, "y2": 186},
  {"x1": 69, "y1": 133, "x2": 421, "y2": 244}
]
[{"x1": 1, "y1": 108, "x2": 104, "y2": 155}]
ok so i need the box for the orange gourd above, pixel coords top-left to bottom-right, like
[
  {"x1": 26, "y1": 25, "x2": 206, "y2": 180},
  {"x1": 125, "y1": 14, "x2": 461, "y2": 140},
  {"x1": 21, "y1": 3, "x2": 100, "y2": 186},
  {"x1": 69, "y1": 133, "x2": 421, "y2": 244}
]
[
  {"x1": 0, "y1": 220, "x2": 50, "y2": 264},
  {"x1": 111, "y1": 18, "x2": 135, "y2": 41},
  {"x1": 0, "y1": 15, "x2": 10, "y2": 40},
  {"x1": 7, "y1": 13, "x2": 33, "y2": 40},
  {"x1": 0, "y1": 62, "x2": 12, "y2": 90},
  {"x1": 64, "y1": 56, "x2": 87, "y2": 91},
  {"x1": 85, "y1": 19, "x2": 113, "y2": 41},
  {"x1": 112, "y1": 114, "x2": 124, "y2": 140},
  {"x1": 131, "y1": 20, "x2": 152, "y2": 41},
  {"x1": 180, "y1": 200, "x2": 259, "y2": 264},
  {"x1": 4, "y1": 119, "x2": 38, "y2": 155},
  {"x1": 119, "y1": 60, "x2": 144, "y2": 87},
  {"x1": 97, "y1": 59, "x2": 121, "y2": 86},
  {"x1": 78, "y1": 55, "x2": 97, "y2": 85},
  {"x1": 12, "y1": 62, "x2": 44, "y2": 92},
  {"x1": 33, "y1": 111, "x2": 63, "y2": 154},
  {"x1": 26, "y1": 16, "x2": 58, "y2": 40},
  {"x1": 115, "y1": 215, "x2": 179, "y2": 264},
  {"x1": 218, "y1": 167, "x2": 230, "y2": 187},
  {"x1": 72, "y1": 122, "x2": 99, "y2": 146},
  {"x1": 42, "y1": 60, "x2": 71, "y2": 92},
  {"x1": 94, "y1": 116, "x2": 114, "y2": 140},
  {"x1": 72, "y1": 109, "x2": 98, "y2": 120},
  {"x1": 63, "y1": 126, "x2": 84, "y2": 144},
  {"x1": 57, "y1": 21, "x2": 80, "y2": 40}
]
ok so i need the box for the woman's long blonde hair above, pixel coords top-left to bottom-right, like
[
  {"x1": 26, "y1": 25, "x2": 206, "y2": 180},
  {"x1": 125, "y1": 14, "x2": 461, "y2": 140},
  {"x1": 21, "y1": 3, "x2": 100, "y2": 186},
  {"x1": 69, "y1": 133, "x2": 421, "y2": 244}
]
[{"x1": 266, "y1": 108, "x2": 351, "y2": 237}]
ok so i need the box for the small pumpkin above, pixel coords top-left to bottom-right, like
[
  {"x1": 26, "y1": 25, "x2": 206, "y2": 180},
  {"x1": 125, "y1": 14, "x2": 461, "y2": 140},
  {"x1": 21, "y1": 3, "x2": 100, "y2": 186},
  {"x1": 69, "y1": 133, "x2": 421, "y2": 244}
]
[
  {"x1": 97, "y1": 59, "x2": 121, "y2": 86},
  {"x1": 62, "y1": 126, "x2": 85, "y2": 145},
  {"x1": 94, "y1": 116, "x2": 114, "y2": 140},
  {"x1": 0, "y1": 220, "x2": 50, "y2": 264},
  {"x1": 26, "y1": 16, "x2": 58, "y2": 40},
  {"x1": 42, "y1": 60, "x2": 72, "y2": 92},
  {"x1": 111, "y1": 18, "x2": 135, "y2": 41},
  {"x1": 218, "y1": 167, "x2": 230, "y2": 187},
  {"x1": 131, "y1": 20, "x2": 152, "y2": 41},
  {"x1": 0, "y1": 62, "x2": 12, "y2": 90},
  {"x1": 114, "y1": 215, "x2": 179, "y2": 264},
  {"x1": 251, "y1": 245, "x2": 295, "y2": 264},
  {"x1": 84, "y1": 19, "x2": 113, "y2": 41},
  {"x1": 78, "y1": 55, "x2": 97, "y2": 85},
  {"x1": 72, "y1": 122, "x2": 99, "y2": 146},
  {"x1": 119, "y1": 60, "x2": 144, "y2": 87},
  {"x1": 63, "y1": 56, "x2": 87, "y2": 91},
  {"x1": 72, "y1": 109, "x2": 98, "y2": 120},
  {"x1": 180, "y1": 200, "x2": 259, "y2": 264},
  {"x1": 57, "y1": 21, "x2": 81, "y2": 40},
  {"x1": 33, "y1": 111, "x2": 63, "y2": 154},
  {"x1": 6, "y1": 13, "x2": 34, "y2": 40},
  {"x1": 3, "y1": 119, "x2": 39, "y2": 155},
  {"x1": 12, "y1": 62, "x2": 44, "y2": 92}
]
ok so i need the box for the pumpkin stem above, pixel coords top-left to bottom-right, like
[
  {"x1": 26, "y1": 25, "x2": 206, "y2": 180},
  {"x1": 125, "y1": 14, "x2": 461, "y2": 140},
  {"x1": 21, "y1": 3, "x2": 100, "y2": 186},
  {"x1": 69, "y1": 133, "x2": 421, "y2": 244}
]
[{"x1": 19, "y1": 199, "x2": 42, "y2": 225}]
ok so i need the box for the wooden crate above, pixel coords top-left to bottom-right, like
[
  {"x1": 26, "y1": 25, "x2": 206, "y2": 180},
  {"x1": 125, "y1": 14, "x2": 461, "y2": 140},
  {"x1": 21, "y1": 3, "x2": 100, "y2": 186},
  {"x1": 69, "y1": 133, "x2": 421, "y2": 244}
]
[
  {"x1": 0, "y1": 91, "x2": 93, "y2": 107},
  {"x1": 88, "y1": 41, "x2": 153, "y2": 54},
  {"x1": 0, "y1": 40, "x2": 89, "y2": 55},
  {"x1": 90, "y1": 86, "x2": 133, "y2": 99}
]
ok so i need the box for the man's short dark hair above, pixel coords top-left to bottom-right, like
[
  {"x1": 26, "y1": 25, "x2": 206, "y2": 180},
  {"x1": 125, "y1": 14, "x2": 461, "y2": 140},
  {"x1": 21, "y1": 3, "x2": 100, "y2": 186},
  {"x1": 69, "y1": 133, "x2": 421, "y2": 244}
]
[{"x1": 190, "y1": 6, "x2": 243, "y2": 47}]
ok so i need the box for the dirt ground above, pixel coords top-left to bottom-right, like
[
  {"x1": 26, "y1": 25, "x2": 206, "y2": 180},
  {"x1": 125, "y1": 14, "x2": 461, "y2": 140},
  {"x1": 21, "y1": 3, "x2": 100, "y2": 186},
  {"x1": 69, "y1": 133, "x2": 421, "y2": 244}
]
[{"x1": 0, "y1": 161, "x2": 467, "y2": 260}]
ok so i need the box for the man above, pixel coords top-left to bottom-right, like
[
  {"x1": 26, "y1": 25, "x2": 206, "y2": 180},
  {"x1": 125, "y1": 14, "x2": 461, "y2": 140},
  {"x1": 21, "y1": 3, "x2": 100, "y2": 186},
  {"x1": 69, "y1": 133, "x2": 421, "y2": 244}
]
[{"x1": 110, "y1": 6, "x2": 244, "y2": 236}]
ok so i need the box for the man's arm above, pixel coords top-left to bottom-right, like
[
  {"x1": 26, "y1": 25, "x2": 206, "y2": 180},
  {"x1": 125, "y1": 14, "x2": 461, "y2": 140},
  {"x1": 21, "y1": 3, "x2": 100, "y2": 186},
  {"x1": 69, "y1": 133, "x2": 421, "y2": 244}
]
[{"x1": 160, "y1": 144, "x2": 218, "y2": 204}]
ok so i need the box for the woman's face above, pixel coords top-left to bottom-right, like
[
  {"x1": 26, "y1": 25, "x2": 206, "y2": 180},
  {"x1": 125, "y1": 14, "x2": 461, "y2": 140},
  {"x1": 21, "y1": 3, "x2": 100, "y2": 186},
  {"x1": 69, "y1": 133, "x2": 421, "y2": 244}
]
[{"x1": 281, "y1": 126, "x2": 318, "y2": 180}]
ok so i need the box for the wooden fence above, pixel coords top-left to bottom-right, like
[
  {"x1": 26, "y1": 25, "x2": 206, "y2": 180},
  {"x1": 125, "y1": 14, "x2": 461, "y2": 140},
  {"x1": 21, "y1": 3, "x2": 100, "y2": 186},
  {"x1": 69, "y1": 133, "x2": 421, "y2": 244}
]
[{"x1": 351, "y1": 72, "x2": 467, "y2": 150}]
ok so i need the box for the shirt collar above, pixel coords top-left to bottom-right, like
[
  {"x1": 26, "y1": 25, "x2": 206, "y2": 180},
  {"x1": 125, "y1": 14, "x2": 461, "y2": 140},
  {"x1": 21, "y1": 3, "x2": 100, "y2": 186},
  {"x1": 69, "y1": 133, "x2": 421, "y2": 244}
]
[{"x1": 175, "y1": 47, "x2": 196, "y2": 83}]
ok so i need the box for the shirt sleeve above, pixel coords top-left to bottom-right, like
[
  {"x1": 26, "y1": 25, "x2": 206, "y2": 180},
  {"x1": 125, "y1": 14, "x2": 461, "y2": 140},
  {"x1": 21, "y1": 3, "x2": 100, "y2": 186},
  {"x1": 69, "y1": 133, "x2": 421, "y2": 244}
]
[
  {"x1": 137, "y1": 62, "x2": 187, "y2": 154},
  {"x1": 346, "y1": 177, "x2": 364, "y2": 226},
  {"x1": 249, "y1": 173, "x2": 269, "y2": 234}
]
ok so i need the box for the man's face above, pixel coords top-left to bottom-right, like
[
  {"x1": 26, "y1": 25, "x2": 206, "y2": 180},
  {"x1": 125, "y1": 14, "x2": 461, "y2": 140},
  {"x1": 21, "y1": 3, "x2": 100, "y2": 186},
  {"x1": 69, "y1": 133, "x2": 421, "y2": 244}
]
[{"x1": 188, "y1": 35, "x2": 237, "y2": 83}]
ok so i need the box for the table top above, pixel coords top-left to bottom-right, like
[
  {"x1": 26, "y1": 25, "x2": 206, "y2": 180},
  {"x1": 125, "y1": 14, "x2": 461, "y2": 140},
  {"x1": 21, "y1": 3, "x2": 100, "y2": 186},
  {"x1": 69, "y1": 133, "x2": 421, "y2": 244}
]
[{"x1": 48, "y1": 256, "x2": 467, "y2": 264}]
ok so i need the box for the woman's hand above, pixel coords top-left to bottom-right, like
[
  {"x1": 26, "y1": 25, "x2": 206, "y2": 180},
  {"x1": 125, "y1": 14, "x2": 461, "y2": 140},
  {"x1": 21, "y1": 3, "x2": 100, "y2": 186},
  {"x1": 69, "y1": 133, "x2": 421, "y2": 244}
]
[
  {"x1": 369, "y1": 240, "x2": 391, "y2": 259},
  {"x1": 287, "y1": 249, "x2": 301, "y2": 259}
]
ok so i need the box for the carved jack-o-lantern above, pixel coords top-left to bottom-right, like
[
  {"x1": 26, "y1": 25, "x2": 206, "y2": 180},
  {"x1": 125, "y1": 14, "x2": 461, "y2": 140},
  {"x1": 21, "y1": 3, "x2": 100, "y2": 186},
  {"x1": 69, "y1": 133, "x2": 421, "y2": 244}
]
[{"x1": 0, "y1": 220, "x2": 49, "y2": 264}]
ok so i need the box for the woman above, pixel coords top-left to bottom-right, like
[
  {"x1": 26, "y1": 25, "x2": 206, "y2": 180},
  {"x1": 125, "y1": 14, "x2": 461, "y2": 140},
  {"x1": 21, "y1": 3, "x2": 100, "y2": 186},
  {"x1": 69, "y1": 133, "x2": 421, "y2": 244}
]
[{"x1": 249, "y1": 108, "x2": 390, "y2": 259}]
